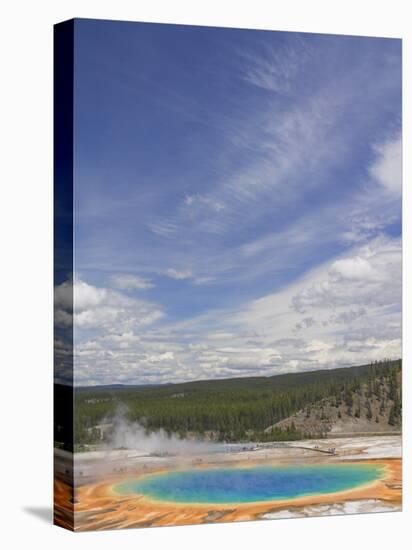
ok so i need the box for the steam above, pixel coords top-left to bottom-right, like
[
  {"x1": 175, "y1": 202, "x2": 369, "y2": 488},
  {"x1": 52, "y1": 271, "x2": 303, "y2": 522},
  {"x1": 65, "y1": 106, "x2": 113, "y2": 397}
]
[{"x1": 104, "y1": 404, "x2": 220, "y2": 456}]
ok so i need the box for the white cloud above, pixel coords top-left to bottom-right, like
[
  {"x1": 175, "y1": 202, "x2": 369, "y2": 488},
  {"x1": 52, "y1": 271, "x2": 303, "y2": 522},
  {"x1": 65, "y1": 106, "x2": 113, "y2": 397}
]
[
  {"x1": 184, "y1": 194, "x2": 225, "y2": 212},
  {"x1": 143, "y1": 58, "x2": 367, "y2": 248},
  {"x1": 329, "y1": 256, "x2": 376, "y2": 282},
  {"x1": 147, "y1": 219, "x2": 178, "y2": 238},
  {"x1": 147, "y1": 351, "x2": 175, "y2": 364},
  {"x1": 291, "y1": 237, "x2": 400, "y2": 314},
  {"x1": 72, "y1": 235, "x2": 400, "y2": 386},
  {"x1": 55, "y1": 277, "x2": 163, "y2": 331},
  {"x1": 54, "y1": 308, "x2": 72, "y2": 328},
  {"x1": 327, "y1": 308, "x2": 366, "y2": 325},
  {"x1": 240, "y1": 38, "x2": 310, "y2": 94},
  {"x1": 165, "y1": 268, "x2": 193, "y2": 280},
  {"x1": 110, "y1": 273, "x2": 154, "y2": 290},
  {"x1": 190, "y1": 235, "x2": 402, "y2": 376},
  {"x1": 54, "y1": 278, "x2": 73, "y2": 310},
  {"x1": 369, "y1": 135, "x2": 402, "y2": 195},
  {"x1": 74, "y1": 278, "x2": 108, "y2": 310},
  {"x1": 68, "y1": 38, "x2": 401, "y2": 386}
]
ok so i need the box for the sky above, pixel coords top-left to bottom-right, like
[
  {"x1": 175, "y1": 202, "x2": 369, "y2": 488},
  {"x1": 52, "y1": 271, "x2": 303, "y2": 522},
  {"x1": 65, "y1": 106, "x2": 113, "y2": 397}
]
[{"x1": 54, "y1": 19, "x2": 402, "y2": 386}]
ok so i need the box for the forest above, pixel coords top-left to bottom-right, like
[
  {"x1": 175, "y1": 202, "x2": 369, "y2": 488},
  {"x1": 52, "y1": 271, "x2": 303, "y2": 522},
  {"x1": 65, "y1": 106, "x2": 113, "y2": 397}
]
[{"x1": 55, "y1": 359, "x2": 402, "y2": 450}]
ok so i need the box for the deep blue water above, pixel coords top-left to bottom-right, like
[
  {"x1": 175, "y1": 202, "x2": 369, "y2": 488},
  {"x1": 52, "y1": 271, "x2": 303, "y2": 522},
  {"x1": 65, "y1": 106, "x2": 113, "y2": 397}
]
[{"x1": 115, "y1": 464, "x2": 383, "y2": 504}]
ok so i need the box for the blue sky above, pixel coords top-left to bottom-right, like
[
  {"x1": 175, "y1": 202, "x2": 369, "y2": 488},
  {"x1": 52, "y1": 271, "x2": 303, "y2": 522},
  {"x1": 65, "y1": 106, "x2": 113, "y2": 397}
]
[{"x1": 54, "y1": 19, "x2": 401, "y2": 385}]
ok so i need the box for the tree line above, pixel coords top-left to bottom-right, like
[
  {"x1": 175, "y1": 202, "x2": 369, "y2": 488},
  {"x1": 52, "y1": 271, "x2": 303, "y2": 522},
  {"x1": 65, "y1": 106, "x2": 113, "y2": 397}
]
[{"x1": 70, "y1": 359, "x2": 401, "y2": 448}]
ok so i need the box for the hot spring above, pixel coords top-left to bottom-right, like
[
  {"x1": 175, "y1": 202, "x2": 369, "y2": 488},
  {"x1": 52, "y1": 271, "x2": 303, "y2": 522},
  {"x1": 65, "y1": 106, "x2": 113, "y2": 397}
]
[{"x1": 114, "y1": 463, "x2": 384, "y2": 504}]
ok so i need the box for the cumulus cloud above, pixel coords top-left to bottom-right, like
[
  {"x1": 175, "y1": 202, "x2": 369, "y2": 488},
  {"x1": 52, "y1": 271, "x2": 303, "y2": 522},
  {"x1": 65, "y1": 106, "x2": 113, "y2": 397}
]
[
  {"x1": 72, "y1": 233, "x2": 400, "y2": 386},
  {"x1": 294, "y1": 316, "x2": 316, "y2": 332},
  {"x1": 329, "y1": 256, "x2": 376, "y2": 282},
  {"x1": 208, "y1": 235, "x2": 401, "y2": 376},
  {"x1": 55, "y1": 277, "x2": 163, "y2": 332},
  {"x1": 291, "y1": 237, "x2": 400, "y2": 314},
  {"x1": 327, "y1": 307, "x2": 366, "y2": 325}
]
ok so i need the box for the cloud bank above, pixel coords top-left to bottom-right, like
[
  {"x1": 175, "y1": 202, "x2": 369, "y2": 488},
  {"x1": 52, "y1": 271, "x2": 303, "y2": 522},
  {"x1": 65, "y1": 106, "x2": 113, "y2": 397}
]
[{"x1": 66, "y1": 28, "x2": 401, "y2": 386}]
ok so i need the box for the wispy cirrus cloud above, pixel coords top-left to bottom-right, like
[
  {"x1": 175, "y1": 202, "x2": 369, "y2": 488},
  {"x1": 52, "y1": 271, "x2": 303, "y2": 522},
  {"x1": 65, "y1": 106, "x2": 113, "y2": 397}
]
[
  {"x1": 110, "y1": 273, "x2": 154, "y2": 290},
  {"x1": 72, "y1": 25, "x2": 401, "y2": 385},
  {"x1": 164, "y1": 268, "x2": 193, "y2": 280}
]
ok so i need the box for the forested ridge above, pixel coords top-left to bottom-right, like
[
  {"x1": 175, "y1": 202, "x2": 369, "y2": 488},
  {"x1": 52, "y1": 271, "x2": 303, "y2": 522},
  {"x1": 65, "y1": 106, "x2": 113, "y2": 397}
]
[{"x1": 63, "y1": 359, "x2": 401, "y2": 449}]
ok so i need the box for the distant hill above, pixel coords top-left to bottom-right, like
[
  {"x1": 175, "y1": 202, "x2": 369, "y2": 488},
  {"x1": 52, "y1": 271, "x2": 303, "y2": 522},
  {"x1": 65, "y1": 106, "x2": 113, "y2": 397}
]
[
  {"x1": 74, "y1": 360, "x2": 398, "y2": 394},
  {"x1": 75, "y1": 383, "x2": 164, "y2": 392},
  {"x1": 57, "y1": 359, "x2": 402, "y2": 449}
]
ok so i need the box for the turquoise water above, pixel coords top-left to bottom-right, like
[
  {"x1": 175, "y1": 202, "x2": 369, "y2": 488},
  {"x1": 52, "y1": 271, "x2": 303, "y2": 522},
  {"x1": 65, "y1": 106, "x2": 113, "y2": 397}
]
[{"x1": 115, "y1": 464, "x2": 383, "y2": 504}]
